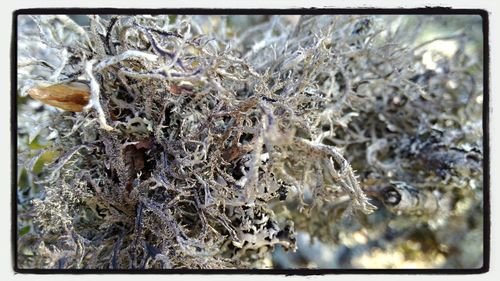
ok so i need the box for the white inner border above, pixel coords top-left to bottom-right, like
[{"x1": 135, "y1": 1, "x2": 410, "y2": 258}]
[{"x1": 1, "y1": 1, "x2": 497, "y2": 280}]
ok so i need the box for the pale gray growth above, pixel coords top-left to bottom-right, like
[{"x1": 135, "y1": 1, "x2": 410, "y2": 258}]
[{"x1": 17, "y1": 15, "x2": 483, "y2": 269}]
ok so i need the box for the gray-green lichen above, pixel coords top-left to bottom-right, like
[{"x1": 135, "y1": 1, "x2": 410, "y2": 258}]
[{"x1": 17, "y1": 14, "x2": 483, "y2": 269}]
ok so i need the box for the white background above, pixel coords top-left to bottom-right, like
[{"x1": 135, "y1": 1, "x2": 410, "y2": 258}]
[{"x1": 0, "y1": 1, "x2": 497, "y2": 280}]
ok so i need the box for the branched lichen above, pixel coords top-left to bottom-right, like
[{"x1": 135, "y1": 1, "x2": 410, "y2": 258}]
[{"x1": 17, "y1": 14, "x2": 483, "y2": 269}]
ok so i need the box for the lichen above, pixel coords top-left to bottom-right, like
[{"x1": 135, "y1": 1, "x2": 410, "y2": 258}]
[{"x1": 17, "y1": 14, "x2": 484, "y2": 269}]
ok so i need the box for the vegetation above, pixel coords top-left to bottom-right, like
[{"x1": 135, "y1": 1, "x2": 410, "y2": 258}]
[{"x1": 16, "y1": 14, "x2": 484, "y2": 269}]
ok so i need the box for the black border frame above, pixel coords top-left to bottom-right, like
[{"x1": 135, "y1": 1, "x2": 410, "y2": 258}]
[{"x1": 11, "y1": 7, "x2": 490, "y2": 275}]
